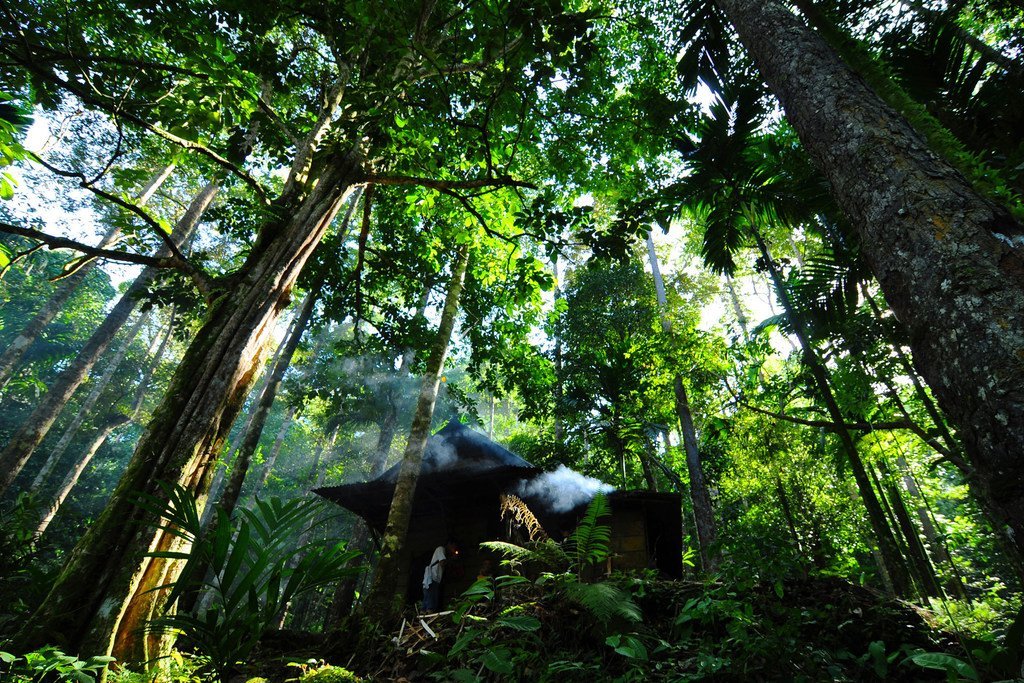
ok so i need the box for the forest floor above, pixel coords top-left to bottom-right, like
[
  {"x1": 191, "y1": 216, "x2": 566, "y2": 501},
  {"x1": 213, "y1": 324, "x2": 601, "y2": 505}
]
[{"x1": 245, "y1": 576, "x2": 971, "y2": 682}]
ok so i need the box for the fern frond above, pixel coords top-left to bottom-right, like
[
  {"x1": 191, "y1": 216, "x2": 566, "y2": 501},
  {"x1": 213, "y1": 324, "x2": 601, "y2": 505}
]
[
  {"x1": 569, "y1": 493, "x2": 611, "y2": 567},
  {"x1": 564, "y1": 580, "x2": 642, "y2": 624}
]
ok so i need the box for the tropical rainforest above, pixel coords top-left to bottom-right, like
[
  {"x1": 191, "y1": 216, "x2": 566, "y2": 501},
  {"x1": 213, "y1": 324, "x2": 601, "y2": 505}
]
[{"x1": 0, "y1": 0, "x2": 1023, "y2": 680}]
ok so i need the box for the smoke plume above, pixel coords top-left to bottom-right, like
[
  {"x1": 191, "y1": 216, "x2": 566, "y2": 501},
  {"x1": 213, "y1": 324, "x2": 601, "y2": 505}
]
[
  {"x1": 424, "y1": 433, "x2": 459, "y2": 472},
  {"x1": 516, "y1": 465, "x2": 614, "y2": 513}
]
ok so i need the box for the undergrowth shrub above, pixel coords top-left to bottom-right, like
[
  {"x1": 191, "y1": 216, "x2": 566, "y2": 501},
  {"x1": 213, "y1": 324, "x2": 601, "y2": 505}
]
[{"x1": 138, "y1": 483, "x2": 362, "y2": 682}]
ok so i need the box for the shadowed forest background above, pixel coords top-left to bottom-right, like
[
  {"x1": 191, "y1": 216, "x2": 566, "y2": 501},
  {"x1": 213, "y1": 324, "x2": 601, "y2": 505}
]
[{"x1": 1, "y1": 0, "x2": 1023, "y2": 680}]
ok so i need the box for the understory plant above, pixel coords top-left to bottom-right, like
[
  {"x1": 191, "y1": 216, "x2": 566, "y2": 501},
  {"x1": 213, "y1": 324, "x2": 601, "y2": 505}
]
[
  {"x1": 0, "y1": 646, "x2": 114, "y2": 682},
  {"x1": 482, "y1": 493, "x2": 642, "y2": 625},
  {"x1": 138, "y1": 483, "x2": 362, "y2": 682}
]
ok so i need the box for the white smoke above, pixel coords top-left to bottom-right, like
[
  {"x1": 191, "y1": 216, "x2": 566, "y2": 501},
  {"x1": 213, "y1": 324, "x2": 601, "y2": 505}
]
[
  {"x1": 424, "y1": 433, "x2": 459, "y2": 472},
  {"x1": 516, "y1": 465, "x2": 614, "y2": 513}
]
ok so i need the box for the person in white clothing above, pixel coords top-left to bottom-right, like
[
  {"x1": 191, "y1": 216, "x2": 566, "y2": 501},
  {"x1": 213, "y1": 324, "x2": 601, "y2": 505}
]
[{"x1": 422, "y1": 538, "x2": 459, "y2": 612}]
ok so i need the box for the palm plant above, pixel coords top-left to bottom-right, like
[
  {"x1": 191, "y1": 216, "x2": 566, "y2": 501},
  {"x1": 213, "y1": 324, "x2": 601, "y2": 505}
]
[
  {"x1": 137, "y1": 483, "x2": 361, "y2": 681},
  {"x1": 652, "y1": 86, "x2": 916, "y2": 596}
]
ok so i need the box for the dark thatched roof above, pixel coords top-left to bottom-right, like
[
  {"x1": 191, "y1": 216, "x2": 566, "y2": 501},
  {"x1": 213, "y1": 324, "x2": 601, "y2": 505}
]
[{"x1": 314, "y1": 420, "x2": 540, "y2": 530}]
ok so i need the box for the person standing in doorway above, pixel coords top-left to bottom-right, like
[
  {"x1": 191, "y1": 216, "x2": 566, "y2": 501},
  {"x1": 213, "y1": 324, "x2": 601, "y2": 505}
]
[{"x1": 422, "y1": 538, "x2": 459, "y2": 612}]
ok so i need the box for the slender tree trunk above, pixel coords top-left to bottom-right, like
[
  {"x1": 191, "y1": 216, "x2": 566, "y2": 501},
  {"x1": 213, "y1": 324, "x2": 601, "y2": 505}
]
[
  {"x1": 14, "y1": 151, "x2": 362, "y2": 664},
  {"x1": 552, "y1": 254, "x2": 565, "y2": 443},
  {"x1": 0, "y1": 180, "x2": 219, "y2": 496},
  {"x1": 715, "y1": 0, "x2": 1024, "y2": 554},
  {"x1": 864, "y1": 290, "x2": 963, "y2": 460},
  {"x1": 753, "y1": 229, "x2": 913, "y2": 595},
  {"x1": 724, "y1": 276, "x2": 750, "y2": 337},
  {"x1": 36, "y1": 310, "x2": 176, "y2": 537},
  {"x1": 775, "y1": 475, "x2": 806, "y2": 566},
  {"x1": 30, "y1": 309, "x2": 154, "y2": 491},
  {"x1": 848, "y1": 484, "x2": 897, "y2": 596},
  {"x1": 877, "y1": 460, "x2": 944, "y2": 598},
  {"x1": 645, "y1": 231, "x2": 718, "y2": 571},
  {"x1": 274, "y1": 427, "x2": 338, "y2": 629},
  {"x1": 0, "y1": 163, "x2": 174, "y2": 391},
  {"x1": 895, "y1": 455, "x2": 970, "y2": 598},
  {"x1": 255, "y1": 405, "x2": 297, "y2": 491},
  {"x1": 325, "y1": 293, "x2": 427, "y2": 626},
  {"x1": 639, "y1": 436, "x2": 659, "y2": 492},
  {"x1": 362, "y1": 244, "x2": 470, "y2": 620}
]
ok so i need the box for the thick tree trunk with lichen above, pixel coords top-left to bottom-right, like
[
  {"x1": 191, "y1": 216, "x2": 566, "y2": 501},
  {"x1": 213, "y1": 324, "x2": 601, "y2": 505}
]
[
  {"x1": 645, "y1": 232, "x2": 718, "y2": 571},
  {"x1": 0, "y1": 180, "x2": 219, "y2": 497},
  {"x1": 0, "y1": 164, "x2": 174, "y2": 392},
  {"x1": 201, "y1": 306, "x2": 303, "y2": 527},
  {"x1": 216, "y1": 282, "x2": 321, "y2": 520},
  {"x1": 362, "y1": 244, "x2": 470, "y2": 620},
  {"x1": 715, "y1": 0, "x2": 1024, "y2": 554},
  {"x1": 14, "y1": 151, "x2": 362, "y2": 665}
]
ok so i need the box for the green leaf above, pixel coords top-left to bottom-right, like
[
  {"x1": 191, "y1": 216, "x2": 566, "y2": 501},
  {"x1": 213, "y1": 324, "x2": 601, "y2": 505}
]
[
  {"x1": 481, "y1": 647, "x2": 514, "y2": 675},
  {"x1": 495, "y1": 615, "x2": 541, "y2": 632},
  {"x1": 907, "y1": 652, "x2": 979, "y2": 681},
  {"x1": 449, "y1": 630, "x2": 480, "y2": 657}
]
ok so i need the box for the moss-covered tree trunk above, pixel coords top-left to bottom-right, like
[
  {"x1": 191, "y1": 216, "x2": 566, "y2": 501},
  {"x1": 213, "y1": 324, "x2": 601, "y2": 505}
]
[
  {"x1": 715, "y1": 0, "x2": 1024, "y2": 553},
  {"x1": 14, "y1": 150, "x2": 362, "y2": 665},
  {"x1": 362, "y1": 244, "x2": 470, "y2": 620}
]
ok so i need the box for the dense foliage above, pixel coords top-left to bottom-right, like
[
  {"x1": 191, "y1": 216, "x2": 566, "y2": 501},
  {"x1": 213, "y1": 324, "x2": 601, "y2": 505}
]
[{"x1": 1, "y1": 0, "x2": 1023, "y2": 680}]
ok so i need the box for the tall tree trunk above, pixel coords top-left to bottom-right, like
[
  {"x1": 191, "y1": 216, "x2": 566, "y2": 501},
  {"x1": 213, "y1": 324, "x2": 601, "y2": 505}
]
[
  {"x1": 723, "y1": 275, "x2": 750, "y2": 337},
  {"x1": 848, "y1": 483, "x2": 896, "y2": 596},
  {"x1": 215, "y1": 281, "x2": 321, "y2": 521},
  {"x1": 715, "y1": 0, "x2": 1024, "y2": 554},
  {"x1": 863, "y1": 290, "x2": 963, "y2": 461},
  {"x1": 895, "y1": 454, "x2": 970, "y2": 599},
  {"x1": 36, "y1": 310, "x2": 177, "y2": 537},
  {"x1": 646, "y1": 231, "x2": 718, "y2": 571},
  {"x1": 325, "y1": 289, "x2": 427, "y2": 626},
  {"x1": 0, "y1": 179, "x2": 219, "y2": 496},
  {"x1": 30, "y1": 309, "x2": 154, "y2": 491},
  {"x1": 639, "y1": 437, "x2": 659, "y2": 492},
  {"x1": 201, "y1": 305, "x2": 304, "y2": 528},
  {"x1": 752, "y1": 229, "x2": 913, "y2": 595},
  {"x1": 0, "y1": 163, "x2": 174, "y2": 391},
  {"x1": 254, "y1": 405, "x2": 297, "y2": 491},
  {"x1": 362, "y1": 244, "x2": 470, "y2": 620},
  {"x1": 274, "y1": 427, "x2": 338, "y2": 629},
  {"x1": 552, "y1": 254, "x2": 565, "y2": 443},
  {"x1": 14, "y1": 150, "x2": 362, "y2": 664},
  {"x1": 877, "y1": 460, "x2": 944, "y2": 598}
]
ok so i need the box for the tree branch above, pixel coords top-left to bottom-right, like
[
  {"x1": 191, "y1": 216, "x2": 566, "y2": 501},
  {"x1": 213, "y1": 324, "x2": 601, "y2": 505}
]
[
  {"x1": 0, "y1": 222, "x2": 172, "y2": 269},
  {"x1": 2, "y1": 44, "x2": 269, "y2": 201},
  {"x1": 363, "y1": 174, "x2": 535, "y2": 191},
  {"x1": 738, "y1": 399, "x2": 915, "y2": 432}
]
